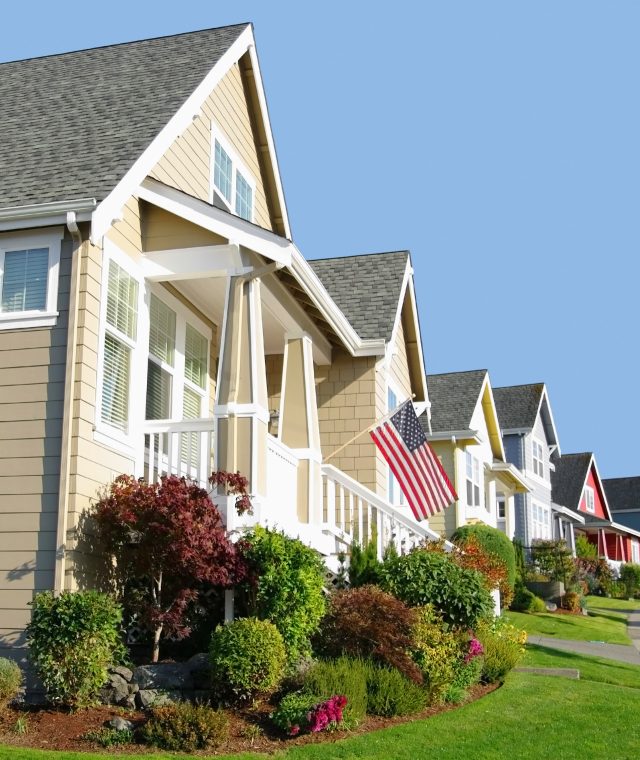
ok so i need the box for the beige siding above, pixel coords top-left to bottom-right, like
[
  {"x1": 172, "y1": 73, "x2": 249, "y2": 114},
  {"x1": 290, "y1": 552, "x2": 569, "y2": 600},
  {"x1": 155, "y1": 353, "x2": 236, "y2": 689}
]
[
  {"x1": 316, "y1": 351, "x2": 378, "y2": 494},
  {"x1": 0, "y1": 234, "x2": 74, "y2": 655},
  {"x1": 265, "y1": 354, "x2": 284, "y2": 436},
  {"x1": 427, "y1": 441, "x2": 459, "y2": 537},
  {"x1": 148, "y1": 62, "x2": 273, "y2": 231}
]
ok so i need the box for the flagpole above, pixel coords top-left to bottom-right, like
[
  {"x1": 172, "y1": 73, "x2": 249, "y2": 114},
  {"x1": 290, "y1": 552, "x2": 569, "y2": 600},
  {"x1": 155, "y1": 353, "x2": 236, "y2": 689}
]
[{"x1": 323, "y1": 397, "x2": 416, "y2": 463}]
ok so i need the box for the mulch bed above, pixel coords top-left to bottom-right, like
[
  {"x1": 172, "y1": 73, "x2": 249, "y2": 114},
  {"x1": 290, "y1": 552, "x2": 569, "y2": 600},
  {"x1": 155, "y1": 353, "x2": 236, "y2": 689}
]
[{"x1": 0, "y1": 683, "x2": 499, "y2": 755}]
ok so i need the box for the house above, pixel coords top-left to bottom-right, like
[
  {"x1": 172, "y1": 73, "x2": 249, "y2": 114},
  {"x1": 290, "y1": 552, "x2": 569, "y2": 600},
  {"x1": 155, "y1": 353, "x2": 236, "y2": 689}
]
[
  {"x1": 551, "y1": 453, "x2": 640, "y2": 569},
  {"x1": 602, "y1": 478, "x2": 640, "y2": 563},
  {"x1": 0, "y1": 25, "x2": 436, "y2": 661},
  {"x1": 418, "y1": 370, "x2": 529, "y2": 540},
  {"x1": 492, "y1": 383, "x2": 580, "y2": 549}
]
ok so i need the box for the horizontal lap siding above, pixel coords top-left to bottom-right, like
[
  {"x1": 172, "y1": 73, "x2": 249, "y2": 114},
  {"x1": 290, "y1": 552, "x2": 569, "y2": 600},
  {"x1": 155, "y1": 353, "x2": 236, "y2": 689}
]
[{"x1": 0, "y1": 235, "x2": 73, "y2": 655}]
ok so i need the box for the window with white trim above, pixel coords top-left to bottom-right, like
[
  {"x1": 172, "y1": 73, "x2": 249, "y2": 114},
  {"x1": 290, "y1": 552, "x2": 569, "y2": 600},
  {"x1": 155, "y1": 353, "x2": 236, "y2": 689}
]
[
  {"x1": 0, "y1": 228, "x2": 63, "y2": 329},
  {"x1": 632, "y1": 540, "x2": 640, "y2": 564},
  {"x1": 532, "y1": 502, "x2": 551, "y2": 539},
  {"x1": 532, "y1": 439, "x2": 544, "y2": 478},
  {"x1": 497, "y1": 495, "x2": 506, "y2": 520},
  {"x1": 387, "y1": 386, "x2": 406, "y2": 507},
  {"x1": 211, "y1": 129, "x2": 255, "y2": 222},
  {"x1": 466, "y1": 452, "x2": 481, "y2": 507},
  {"x1": 584, "y1": 486, "x2": 595, "y2": 514}
]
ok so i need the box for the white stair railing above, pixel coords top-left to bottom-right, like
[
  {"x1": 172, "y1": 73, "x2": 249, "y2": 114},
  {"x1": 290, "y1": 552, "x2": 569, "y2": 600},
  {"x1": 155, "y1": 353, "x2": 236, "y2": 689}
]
[
  {"x1": 321, "y1": 463, "x2": 450, "y2": 559},
  {"x1": 142, "y1": 418, "x2": 215, "y2": 489}
]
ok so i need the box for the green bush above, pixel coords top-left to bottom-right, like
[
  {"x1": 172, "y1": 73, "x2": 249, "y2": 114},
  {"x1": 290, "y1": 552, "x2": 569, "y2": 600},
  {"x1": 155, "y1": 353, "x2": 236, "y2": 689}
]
[
  {"x1": 0, "y1": 658, "x2": 22, "y2": 708},
  {"x1": 238, "y1": 527, "x2": 326, "y2": 663},
  {"x1": 410, "y1": 605, "x2": 458, "y2": 704},
  {"x1": 83, "y1": 727, "x2": 133, "y2": 747},
  {"x1": 348, "y1": 539, "x2": 383, "y2": 587},
  {"x1": 271, "y1": 691, "x2": 322, "y2": 735},
  {"x1": 444, "y1": 657, "x2": 483, "y2": 703},
  {"x1": 511, "y1": 585, "x2": 546, "y2": 613},
  {"x1": 381, "y1": 550, "x2": 493, "y2": 629},
  {"x1": 451, "y1": 524, "x2": 516, "y2": 590},
  {"x1": 576, "y1": 535, "x2": 598, "y2": 560},
  {"x1": 26, "y1": 591, "x2": 125, "y2": 708},
  {"x1": 365, "y1": 665, "x2": 428, "y2": 717},
  {"x1": 620, "y1": 563, "x2": 640, "y2": 597},
  {"x1": 210, "y1": 617, "x2": 286, "y2": 702},
  {"x1": 476, "y1": 618, "x2": 525, "y2": 683},
  {"x1": 303, "y1": 657, "x2": 369, "y2": 723},
  {"x1": 140, "y1": 703, "x2": 228, "y2": 752}
]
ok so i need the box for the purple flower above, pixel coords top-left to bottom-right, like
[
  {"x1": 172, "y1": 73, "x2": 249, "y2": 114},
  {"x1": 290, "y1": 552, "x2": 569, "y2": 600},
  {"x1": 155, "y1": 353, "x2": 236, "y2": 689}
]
[{"x1": 465, "y1": 637, "x2": 484, "y2": 662}]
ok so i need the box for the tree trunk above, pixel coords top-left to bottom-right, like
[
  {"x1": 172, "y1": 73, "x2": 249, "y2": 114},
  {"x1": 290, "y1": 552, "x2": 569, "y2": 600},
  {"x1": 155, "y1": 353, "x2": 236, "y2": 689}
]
[
  {"x1": 152, "y1": 623, "x2": 163, "y2": 663},
  {"x1": 151, "y1": 572, "x2": 163, "y2": 663}
]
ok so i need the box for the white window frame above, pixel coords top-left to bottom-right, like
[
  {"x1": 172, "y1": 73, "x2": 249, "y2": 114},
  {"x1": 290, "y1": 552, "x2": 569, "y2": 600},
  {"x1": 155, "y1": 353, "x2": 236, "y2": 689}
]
[
  {"x1": 497, "y1": 494, "x2": 506, "y2": 520},
  {"x1": 0, "y1": 227, "x2": 64, "y2": 330},
  {"x1": 532, "y1": 500, "x2": 551, "y2": 539},
  {"x1": 94, "y1": 240, "x2": 148, "y2": 454},
  {"x1": 584, "y1": 485, "x2": 595, "y2": 514},
  {"x1": 531, "y1": 438, "x2": 545, "y2": 480},
  {"x1": 210, "y1": 123, "x2": 256, "y2": 223},
  {"x1": 632, "y1": 539, "x2": 640, "y2": 564},
  {"x1": 466, "y1": 451, "x2": 482, "y2": 508}
]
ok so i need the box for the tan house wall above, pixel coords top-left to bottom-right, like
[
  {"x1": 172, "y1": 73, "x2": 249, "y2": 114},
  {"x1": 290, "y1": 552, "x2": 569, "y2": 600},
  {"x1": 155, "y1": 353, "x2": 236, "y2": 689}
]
[
  {"x1": 0, "y1": 231, "x2": 74, "y2": 655},
  {"x1": 148, "y1": 61, "x2": 273, "y2": 231},
  {"x1": 427, "y1": 441, "x2": 459, "y2": 537}
]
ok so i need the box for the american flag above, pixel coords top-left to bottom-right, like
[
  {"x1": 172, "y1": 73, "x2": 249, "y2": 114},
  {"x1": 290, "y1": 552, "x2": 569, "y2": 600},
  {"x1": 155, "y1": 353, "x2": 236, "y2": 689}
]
[{"x1": 370, "y1": 400, "x2": 457, "y2": 521}]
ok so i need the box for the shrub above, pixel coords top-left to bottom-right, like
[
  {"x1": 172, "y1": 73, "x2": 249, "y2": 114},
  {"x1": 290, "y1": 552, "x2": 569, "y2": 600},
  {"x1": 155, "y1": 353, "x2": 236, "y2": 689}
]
[
  {"x1": 451, "y1": 524, "x2": 516, "y2": 591},
  {"x1": 445, "y1": 657, "x2": 483, "y2": 703},
  {"x1": 576, "y1": 535, "x2": 598, "y2": 560},
  {"x1": 237, "y1": 527, "x2": 326, "y2": 663},
  {"x1": 365, "y1": 665, "x2": 428, "y2": 717},
  {"x1": 620, "y1": 563, "x2": 640, "y2": 597},
  {"x1": 0, "y1": 658, "x2": 22, "y2": 709},
  {"x1": 563, "y1": 591, "x2": 582, "y2": 613},
  {"x1": 410, "y1": 605, "x2": 458, "y2": 704},
  {"x1": 476, "y1": 618, "x2": 526, "y2": 683},
  {"x1": 451, "y1": 534, "x2": 512, "y2": 608},
  {"x1": 381, "y1": 550, "x2": 493, "y2": 629},
  {"x1": 348, "y1": 538, "x2": 383, "y2": 587},
  {"x1": 575, "y1": 557, "x2": 614, "y2": 596},
  {"x1": 510, "y1": 585, "x2": 546, "y2": 613},
  {"x1": 83, "y1": 727, "x2": 133, "y2": 747},
  {"x1": 26, "y1": 591, "x2": 125, "y2": 708},
  {"x1": 530, "y1": 539, "x2": 575, "y2": 584},
  {"x1": 271, "y1": 692, "x2": 347, "y2": 736},
  {"x1": 315, "y1": 585, "x2": 421, "y2": 682},
  {"x1": 140, "y1": 702, "x2": 228, "y2": 752},
  {"x1": 303, "y1": 657, "x2": 369, "y2": 723},
  {"x1": 210, "y1": 618, "x2": 286, "y2": 702}
]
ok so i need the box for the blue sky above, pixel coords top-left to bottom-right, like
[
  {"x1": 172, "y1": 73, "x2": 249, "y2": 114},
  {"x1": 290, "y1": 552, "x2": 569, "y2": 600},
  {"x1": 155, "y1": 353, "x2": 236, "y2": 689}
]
[{"x1": 4, "y1": 1, "x2": 639, "y2": 477}]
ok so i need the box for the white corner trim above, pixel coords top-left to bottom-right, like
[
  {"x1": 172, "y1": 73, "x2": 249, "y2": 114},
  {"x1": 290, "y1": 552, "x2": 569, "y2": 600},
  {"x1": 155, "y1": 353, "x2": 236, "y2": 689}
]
[{"x1": 91, "y1": 26, "x2": 256, "y2": 244}]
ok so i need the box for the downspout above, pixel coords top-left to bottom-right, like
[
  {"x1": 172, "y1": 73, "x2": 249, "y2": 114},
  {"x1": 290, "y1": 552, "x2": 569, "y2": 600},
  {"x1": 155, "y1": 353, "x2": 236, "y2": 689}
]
[
  {"x1": 53, "y1": 212, "x2": 83, "y2": 593},
  {"x1": 519, "y1": 433, "x2": 528, "y2": 546}
]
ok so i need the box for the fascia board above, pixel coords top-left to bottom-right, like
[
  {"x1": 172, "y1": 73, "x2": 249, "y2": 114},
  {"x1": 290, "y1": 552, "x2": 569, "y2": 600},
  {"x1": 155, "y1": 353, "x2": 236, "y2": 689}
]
[
  {"x1": 0, "y1": 199, "x2": 96, "y2": 231},
  {"x1": 91, "y1": 25, "x2": 255, "y2": 243},
  {"x1": 551, "y1": 503, "x2": 586, "y2": 524},
  {"x1": 539, "y1": 386, "x2": 562, "y2": 456}
]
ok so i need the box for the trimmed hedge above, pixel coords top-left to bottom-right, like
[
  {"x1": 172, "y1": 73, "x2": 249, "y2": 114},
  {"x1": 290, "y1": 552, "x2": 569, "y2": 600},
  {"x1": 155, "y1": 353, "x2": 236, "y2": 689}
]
[{"x1": 451, "y1": 525, "x2": 516, "y2": 590}]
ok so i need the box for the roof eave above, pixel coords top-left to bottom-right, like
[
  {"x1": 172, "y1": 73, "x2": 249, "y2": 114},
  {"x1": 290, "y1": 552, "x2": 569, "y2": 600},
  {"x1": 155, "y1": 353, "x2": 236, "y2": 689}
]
[{"x1": 0, "y1": 197, "x2": 96, "y2": 231}]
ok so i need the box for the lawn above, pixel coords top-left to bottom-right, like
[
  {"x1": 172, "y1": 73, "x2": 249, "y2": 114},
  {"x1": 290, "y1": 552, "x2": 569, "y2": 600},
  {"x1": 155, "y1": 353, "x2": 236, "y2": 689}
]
[
  {"x1": 585, "y1": 596, "x2": 639, "y2": 614},
  {"x1": 1, "y1": 673, "x2": 639, "y2": 760},
  {"x1": 523, "y1": 644, "x2": 640, "y2": 689},
  {"x1": 504, "y1": 608, "x2": 631, "y2": 645}
]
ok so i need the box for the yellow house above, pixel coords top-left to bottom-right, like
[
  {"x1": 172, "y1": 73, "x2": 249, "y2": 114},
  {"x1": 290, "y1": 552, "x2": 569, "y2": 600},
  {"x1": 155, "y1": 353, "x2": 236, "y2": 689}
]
[
  {"x1": 0, "y1": 25, "x2": 437, "y2": 660},
  {"x1": 420, "y1": 370, "x2": 529, "y2": 540}
]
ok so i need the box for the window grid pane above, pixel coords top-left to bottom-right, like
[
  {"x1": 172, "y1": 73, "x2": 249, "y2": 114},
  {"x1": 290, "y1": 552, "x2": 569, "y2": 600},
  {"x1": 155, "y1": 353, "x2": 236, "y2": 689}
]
[
  {"x1": 184, "y1": 325, "x2": 208, "y2": 388},
  {"x1": 149, "y1": 294, "x2": 176, "y2": 366},
  {"x1": 106, "y1": 260, "x2": 138, "y2": 339},
  {"x1": 101, "y1": 334, "x2": 130, "y2": 430},
  {"x1": 214, "y1": 141, "x2": 233, "y2": 202},
  {"x1": 1, "y1": 248, "x2": 49, "y2": 313},
  {"x1": 145, "y1": 361, "x2": 172, "y2": 421},
  {"x1": 235, "y1": 172, "x2": 253, "y2": 221},
  {"x1": 181, "y1": 386, "x2": 203, "y2": 469}
]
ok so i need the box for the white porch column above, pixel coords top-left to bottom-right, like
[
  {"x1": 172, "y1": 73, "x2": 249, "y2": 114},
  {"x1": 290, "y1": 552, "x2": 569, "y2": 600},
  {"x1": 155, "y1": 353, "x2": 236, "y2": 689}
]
[
  {"x1": 505, "y1": 492, "x2": 516, "y2": 540},
  {"x1": 279, "y1": 333, "x2": 322, "y2": 524},
  {"x1": 215, "y1": 274, "x2": 269, "y2": 531}
]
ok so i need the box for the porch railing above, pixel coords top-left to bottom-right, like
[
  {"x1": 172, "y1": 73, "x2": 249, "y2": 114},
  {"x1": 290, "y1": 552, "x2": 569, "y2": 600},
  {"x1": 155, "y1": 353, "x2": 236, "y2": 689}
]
[
  {"x1": 321, "y1": 463, "x2": 447, "y2": 559},
  {"x1": 265, "y1": 434, "x2": 299, "y2": 529},
  {"x1": 143, "y1": 418, "x2": 215, "y2": 488}
]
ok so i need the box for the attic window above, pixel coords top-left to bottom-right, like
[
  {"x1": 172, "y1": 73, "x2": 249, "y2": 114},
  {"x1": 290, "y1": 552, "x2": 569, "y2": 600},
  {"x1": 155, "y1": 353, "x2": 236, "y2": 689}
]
[
  {"x1": 532, "y1": 439, "x2": 544, "y2": 478},
  {"x1": 211, "y1": 129, "x2": 255, "y2": 223},
  {"x1": 584, "y1": 486, "x2": 595, "y2": 513}
]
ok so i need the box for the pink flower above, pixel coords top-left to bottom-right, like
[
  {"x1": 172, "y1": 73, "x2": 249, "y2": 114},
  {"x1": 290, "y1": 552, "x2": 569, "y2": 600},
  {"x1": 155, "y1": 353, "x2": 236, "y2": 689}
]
[
  {"x1": 465, "y1": 637, "x2": 484, "y2": 662},
  {"x1": 289, "y1": 725, "x2": 300, "y2": 736}
]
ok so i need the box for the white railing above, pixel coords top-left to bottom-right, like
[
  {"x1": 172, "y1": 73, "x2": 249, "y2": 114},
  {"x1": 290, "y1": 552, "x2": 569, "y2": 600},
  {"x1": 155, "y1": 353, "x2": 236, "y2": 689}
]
[
  {"x1": 143, "y1": 418, "x2": 215, "y2": 488},
  {"x1": 321, "y1": 463, "x2": 449, "y2": 559},
  {"x1": 265, "y1": 434, "x2": 299, "y2": 529}
]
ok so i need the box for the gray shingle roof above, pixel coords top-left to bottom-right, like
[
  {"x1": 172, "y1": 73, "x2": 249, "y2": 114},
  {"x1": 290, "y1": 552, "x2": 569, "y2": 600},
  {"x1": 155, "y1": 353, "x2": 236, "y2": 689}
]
[
  {"x1": 493, "y1": 384, "x2": 544, "y2": 431},
  {"x1": 0, "y1": 24, "x2": 248, "y2": 209},
  {"x1": 308, "y1": 252, "x2": 409, "y2": 341},
  {"x1": 603, "y1": 477, "x2": 640, "y2": 513},
  {"x1": 551, "y1": 453, "x2": 592, "y2": 511},
  {"x1": 422, "y1": 369, "x2": 487, "y2": 434}
]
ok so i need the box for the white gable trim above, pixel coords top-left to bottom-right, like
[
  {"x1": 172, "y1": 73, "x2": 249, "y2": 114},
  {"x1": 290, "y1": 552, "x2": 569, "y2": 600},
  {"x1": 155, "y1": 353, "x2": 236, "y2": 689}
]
[
  {"x1": 536, "y1": 385, "x2": 561, "y2": 455},
  {"x1": 91, "y1": 26, "x2": 290, "y2": 243}
]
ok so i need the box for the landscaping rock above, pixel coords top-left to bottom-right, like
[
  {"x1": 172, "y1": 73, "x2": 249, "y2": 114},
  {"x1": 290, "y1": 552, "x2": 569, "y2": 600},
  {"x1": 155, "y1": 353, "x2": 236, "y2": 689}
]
[
  {"x1": 112, "y1": 665, "x2": 134, "y2": 682},
  {"x1": 107, "y1": 717, "x2": 134, "y2": 731},
  {"x1": 127, "y1": 683, "x2": 139, "y2": 694},
  {"x1": 136, "y1": 689, "x2": 158, "y2": 709},
  {"x1": 188, "y1": 653, "x2": 212, "y2": 689},
  {"x1": 121, "y1": 695, "x2": 137, "y2": 709},
  {"x1": 133, "y1": 663, "x2": 194, "y2": 690},
  {"x1": 545, "y1": 602, "x2": 558, "y2": 612}
]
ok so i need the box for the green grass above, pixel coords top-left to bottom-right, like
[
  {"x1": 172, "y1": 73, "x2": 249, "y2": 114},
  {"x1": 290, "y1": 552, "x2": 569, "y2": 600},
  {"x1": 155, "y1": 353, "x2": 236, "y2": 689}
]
[
  {"x1": 1, "y1": 674, "x2": 640, "y2": 759},
  {"x1": 504, "y1": 608, "x2": 631, "y2": 645},
  {"x1": 585, "y1": 595, "x2": 639, "y2": 613},
  {"x1": 523, "y1": 644, "x2": 640, "y2": 689}
]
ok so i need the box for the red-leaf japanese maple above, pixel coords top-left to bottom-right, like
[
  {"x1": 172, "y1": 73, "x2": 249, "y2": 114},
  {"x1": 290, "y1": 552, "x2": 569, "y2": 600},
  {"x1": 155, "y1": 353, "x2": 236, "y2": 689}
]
[{"x1": 92, "y1": 474, "x2": 246, "y2": 662}]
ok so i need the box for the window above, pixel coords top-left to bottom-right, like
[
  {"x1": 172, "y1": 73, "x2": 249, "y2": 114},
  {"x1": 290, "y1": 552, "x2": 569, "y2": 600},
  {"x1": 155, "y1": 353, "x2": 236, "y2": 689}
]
[
  {"x1": 632, "y1": 540, "x2": 640, "y2": 564},
  {"x1": 497, "y1": 495, "x2": 506, "y2": 520},
  {"x1": 387, "y1": 386, "x2": 405, "y2": 507},
  {"x1": 532, "y1": 502, "x2": 550, "y2": 539},
  {"x1": 211, "y1": 130, "x2": 255, "y2": 222},
  {"x1": 532, "y1": 439, "x2": 544, "y2": 478},
  {"x1": 466, "y1": 452, "x2": 481, "y2": 507},
  {"x1": 100, "y1": 259, "x2": 139, "y2": 433},
  {"x1": 584, "y1": 486, "x2": 595, "y2": 513},
  {"x1": 0, "y1": 228, "x2": 63, "y2": 329}
]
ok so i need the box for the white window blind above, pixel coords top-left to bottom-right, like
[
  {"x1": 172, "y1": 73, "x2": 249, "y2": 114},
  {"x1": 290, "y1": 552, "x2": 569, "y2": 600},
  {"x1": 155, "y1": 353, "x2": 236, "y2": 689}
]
[
  {"x1": 101, "y1": 334, "x2": 131, "y2": 430},
  {"x1": 106, "y1": 260, "x2": 138, "y2": 339},
  {"x1": 235, "y1": 171, "x2": 253, "y2": 221},
  {"x1": 214, "y1": 140, "x2": 233, "y2": 201},
  {"x1": 1, "y1": 248, "x2": 49, "y2": 312},
  {"x1": 149, "y1": 294, "x2": 176, "y2": 366},
  {"x1": 185, "y1": 324, "x2": 208, "y2": 388}
]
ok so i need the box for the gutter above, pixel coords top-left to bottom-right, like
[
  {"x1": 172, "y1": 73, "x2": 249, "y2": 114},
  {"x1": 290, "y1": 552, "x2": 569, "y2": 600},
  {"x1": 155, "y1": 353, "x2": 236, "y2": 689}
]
[
  {"x1": 427, "y1": 429, "x2": 480, "y2": 443},
  {"x1": 53, "y1": 211, "x2": 85, "y2": 594},
  {"x1": 0, "y1": 198, "x2": 96, "y2": 232}
]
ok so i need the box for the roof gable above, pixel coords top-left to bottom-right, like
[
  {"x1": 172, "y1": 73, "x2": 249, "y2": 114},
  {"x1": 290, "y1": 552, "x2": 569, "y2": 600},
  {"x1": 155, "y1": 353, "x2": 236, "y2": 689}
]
[
  {"x1": 426, "y1": 369, "x2": 488, "y2": 433},
  {"x1": 0, "y1": 25, "x2": 248, "y2": 210},
  {"x1": 494, "y1": 383, "x2": 560, "y2": 450},
  {"x1": 552, "y1": 452, "x2": 612, "y2": 520}
]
